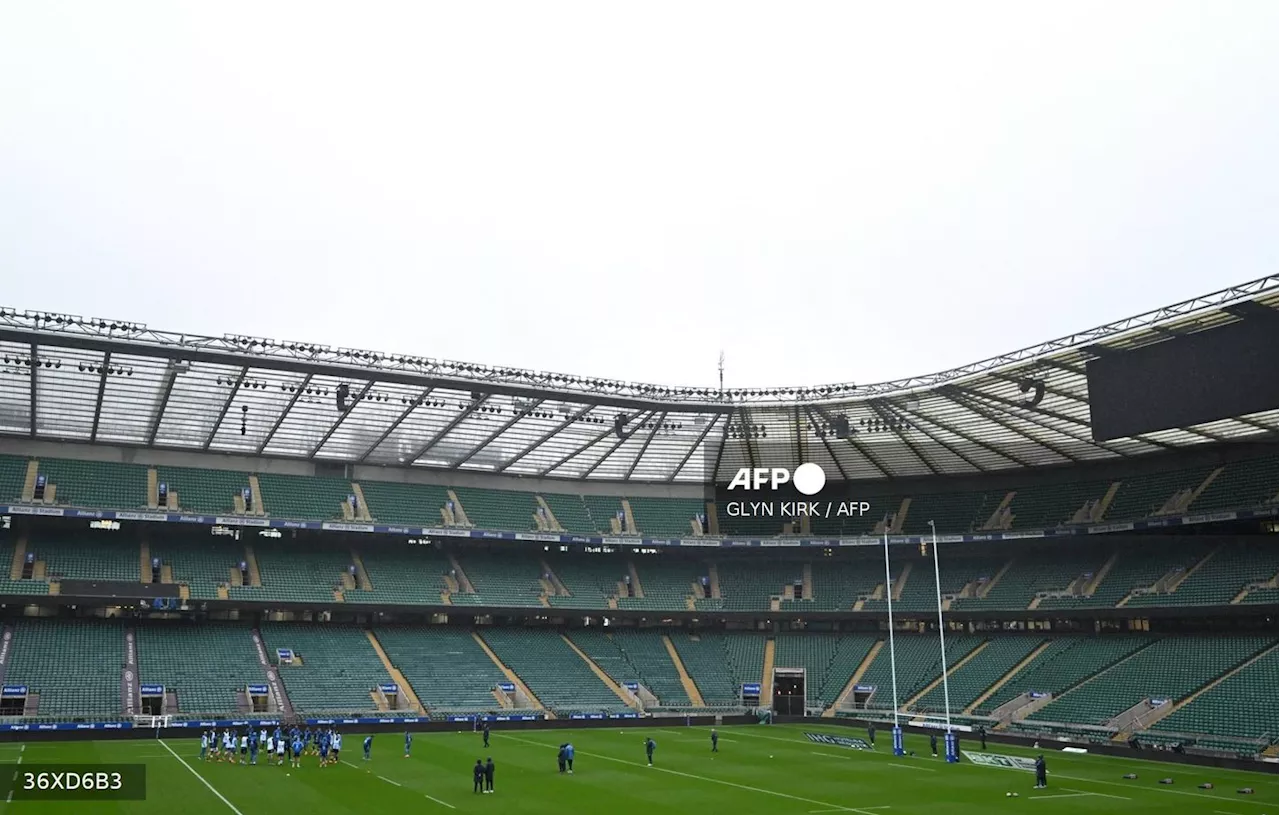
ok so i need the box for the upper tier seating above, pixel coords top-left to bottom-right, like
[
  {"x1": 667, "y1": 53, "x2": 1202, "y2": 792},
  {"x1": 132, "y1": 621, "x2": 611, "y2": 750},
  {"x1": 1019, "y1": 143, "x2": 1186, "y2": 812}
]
[
  {"x1": 155, "y1": 466, "x2": 248, "y2": 515},
  {"x1": 35, "y1": 459, "x2": 148, "y2": 510},
  {"x1": 0, "y1": 455, "x2": 26, "y2": 504},
  {"x1": 356, "y1": 481, "x2": 452, "y2": 527},
  {"x1": 256, "y1": 474, "x2": 351, "y2": 521},
  {"x1": 451, "y1": 487, "x2": 539, "y2": 532},
  {"x1": 627, "y1": 497, "x2": 704, "y2": 537}
]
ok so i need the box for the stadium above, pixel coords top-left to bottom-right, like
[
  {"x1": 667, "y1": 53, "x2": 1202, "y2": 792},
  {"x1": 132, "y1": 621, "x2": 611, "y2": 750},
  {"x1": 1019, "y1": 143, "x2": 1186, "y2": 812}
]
[{"x1": 0, "y1": 275, "x2": 1274, "y2": 814}]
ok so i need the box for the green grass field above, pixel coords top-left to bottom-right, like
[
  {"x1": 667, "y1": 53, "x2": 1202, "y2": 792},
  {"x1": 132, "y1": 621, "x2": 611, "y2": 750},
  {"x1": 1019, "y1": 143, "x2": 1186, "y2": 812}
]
[{"x1": 0, "y1": 724, "x2": 1274, "y2": 814}]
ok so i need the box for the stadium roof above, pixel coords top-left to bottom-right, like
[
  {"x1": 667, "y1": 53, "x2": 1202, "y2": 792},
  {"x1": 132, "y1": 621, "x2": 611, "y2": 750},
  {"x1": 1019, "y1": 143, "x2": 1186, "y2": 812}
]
[{"x1": 0, "y1": 277, "x2": 1275, "y2": 483}]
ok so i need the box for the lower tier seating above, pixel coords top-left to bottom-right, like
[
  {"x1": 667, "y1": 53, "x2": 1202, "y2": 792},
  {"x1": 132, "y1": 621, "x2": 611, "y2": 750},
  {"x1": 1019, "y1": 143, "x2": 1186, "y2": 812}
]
[
  {"x1": 7, "y1": 619, "x2": 122, "y2": 717},
  {"x1": 135, "y1": 623, "x2": 264, "y2": 717},
  {"x1": 260, "y1": 624, "x2": 391, "y2": 714}
]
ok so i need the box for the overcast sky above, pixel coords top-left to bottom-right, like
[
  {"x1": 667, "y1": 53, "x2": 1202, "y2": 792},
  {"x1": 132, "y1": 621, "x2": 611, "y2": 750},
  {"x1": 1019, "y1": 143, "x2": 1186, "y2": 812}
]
[{"x1": 1, "y1": 1, "x2": 1275, "y2": 391}]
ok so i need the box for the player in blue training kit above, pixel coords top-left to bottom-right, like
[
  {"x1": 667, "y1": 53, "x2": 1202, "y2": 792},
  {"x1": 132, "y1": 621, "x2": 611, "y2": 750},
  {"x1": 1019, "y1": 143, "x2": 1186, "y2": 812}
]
[
  {"x1": 645, "y1": 737, "x2": 656, "y2": 766},
  {"x1": 711, "y1": 729, "x2": 719, "y2": 752},
  {"x1": 404, "y1": 731, "x2": 412, "y2": 758},
  {"x1": 363, "y1": 735, "x2": 373, "y2": 761},
  {"x1": 318, "y1": 733, "x2": 330, "y2": 767},
  {"x1": 564, "y1": 743, "x2": 574, "y2": 774},
  {"x1": 289, "y1": 736, "x2": 301, "y2": 768},
  {"x1": 248, "y1": 731, "x2": 259, "y2": 765}
]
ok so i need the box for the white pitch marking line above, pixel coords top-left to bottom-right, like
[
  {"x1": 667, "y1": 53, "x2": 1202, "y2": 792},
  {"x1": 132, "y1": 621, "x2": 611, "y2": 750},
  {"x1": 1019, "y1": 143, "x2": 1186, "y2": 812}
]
[
  {"x1": 888, "y1": 762, "x2": 937, "y2": 772},
  {"x1": 1028, "y1": 792, "x2": 1091, "y2": 801},
  {"x1": 5, "y1": 749, "x2": 21, "y2": 802},
  {"x1": 1063, "y1": 787, "x2": 1130, "y2": 801},
  {"x1": 810, "y1": 751, "x2": 851, "y2": 759},
  {"x1": 500, "y1": 733, "x2": 880, "y2": 814},
  {"x1": 158, "y1": 740, "x2": 244, "y2": 815},
  {"x1": 343, "y1": 758, "x2": 454, "y2": 809}
]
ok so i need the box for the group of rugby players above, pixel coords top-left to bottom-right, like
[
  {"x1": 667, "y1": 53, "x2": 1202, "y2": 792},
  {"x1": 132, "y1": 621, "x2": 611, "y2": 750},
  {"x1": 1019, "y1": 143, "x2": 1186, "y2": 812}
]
[{"x1": 200, "y1": 725, "x2": 346, "y2": 767}]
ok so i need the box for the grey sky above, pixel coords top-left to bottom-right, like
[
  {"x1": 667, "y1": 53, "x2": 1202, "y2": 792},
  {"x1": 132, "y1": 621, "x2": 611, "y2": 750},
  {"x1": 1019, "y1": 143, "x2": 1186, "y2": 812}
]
[{"x1": 1, "y1": 1, "x2": 1275, "y2": 391}]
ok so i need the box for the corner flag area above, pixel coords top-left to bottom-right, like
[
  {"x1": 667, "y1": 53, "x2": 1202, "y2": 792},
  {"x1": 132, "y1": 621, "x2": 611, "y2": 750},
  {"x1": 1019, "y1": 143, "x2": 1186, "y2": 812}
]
[{"x1": 0, "y1": 725, "x2": 1272, "y2": 814}]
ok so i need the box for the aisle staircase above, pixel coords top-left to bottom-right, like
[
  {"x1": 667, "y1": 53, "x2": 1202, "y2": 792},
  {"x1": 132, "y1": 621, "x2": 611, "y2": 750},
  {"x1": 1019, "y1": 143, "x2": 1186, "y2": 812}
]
[{"x1": 365, "y1": 631, "x2": 424, "y2": 714}]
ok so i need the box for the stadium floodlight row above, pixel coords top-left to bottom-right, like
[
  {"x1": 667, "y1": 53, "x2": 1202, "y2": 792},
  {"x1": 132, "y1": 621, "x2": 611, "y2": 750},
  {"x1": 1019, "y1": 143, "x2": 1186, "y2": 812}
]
[{"x1": 0, "y1": 277, "x2": 1275, "y2": 482}]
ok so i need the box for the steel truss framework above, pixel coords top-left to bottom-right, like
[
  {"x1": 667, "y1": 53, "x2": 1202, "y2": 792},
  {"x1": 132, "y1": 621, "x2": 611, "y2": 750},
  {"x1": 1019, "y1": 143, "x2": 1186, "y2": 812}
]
[{"x1": 0, "y1": 277, "x2": 1275, "y2": 483}]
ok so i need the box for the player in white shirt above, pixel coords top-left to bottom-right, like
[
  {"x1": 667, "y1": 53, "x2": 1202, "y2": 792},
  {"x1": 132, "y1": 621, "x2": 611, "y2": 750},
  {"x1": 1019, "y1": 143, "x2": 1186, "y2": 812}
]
[{"x1": 200, "y1": 732, "x2": 210, "y2": 762}]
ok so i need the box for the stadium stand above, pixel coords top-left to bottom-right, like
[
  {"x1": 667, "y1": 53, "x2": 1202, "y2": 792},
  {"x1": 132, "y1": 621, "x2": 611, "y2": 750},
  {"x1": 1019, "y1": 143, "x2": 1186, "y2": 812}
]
[
  {"x1": 626, "y1": 496, "x2": 704, "y2": 538},
  {"x1": 538, "y1": 492, "x2": 596, "y2": 535},
  {"x1": 773, "y1": 632, "x2": 879, "y2": 709},
  {"x1": 1028, "y1": 636, "x2": 1272, "y2": 730},
  {"x1": 33, "y1": 459, "x2": 148, "y2": 510},
  {"x1": 373, "y1": 627, "x2": 514, "y2": 716},
  {"x1": 975, "y1": 636, "x2": 1151, "y2": 716},
  {"x1": 1128, "y1": 540, "x2": 1274, "y2": 607},
  {"x1": 480, "y1": 628, "x2": 631, "y2": 715},
  {"x1": 620, "y1": 557, "x2": 701, "y2": 611},
  {"x1": 255, "y1": 473, "x2": 352, "y2": 521},
  {"x1": 154, "y1": 466, "x2": 249, "y2": 516},
  {"x1": 455, "y1": 550, "x2": 545, "y2": 607},
  {"x1": 231, "y1": 542, "x2": 350, "y2": 604},
  {"x1": 6, "y1": 618, "x2": 122, "y2": 718},
  {"x1": 450, "y1": 487, "x2": 539, "y2": 532},
  {"x1": 34, "y1": 536, "x2": 139, "y2": 583},
  {"x1": 353, "y1": 481, "x2": 453, "y2": 527},
  {"x1": 1036, "y1": 542, "x2": 1209, "y2": 610},
  {"x1": 954, "y1": 551, "x2": 1107, "y2": 612},
  {"x1": 260, "y1": 624, "x2": 391, "y2": 714},
  {"x1": 135, "y1": 623, "x2": 264, "y2": 717},
  {"x1": 0, "y1": 455, "x2": 26, "y2": 504},
  {"x1": 1145, "y1": 645, "x2": 1278, "y2": 753},
  {"x1": 911, "y1": 635, "x2": 1045, "y2": 713},
  {"x1": 150, "y1": 539, "x2": 246, "y2": 601},
  {"x1": 669, "y1": 631, "x2": 765, "y2": 706},
  {"x1": 358, "y1": 545, "x2": 456, "y2": 606},
  {"x1": 569, "y1": 629, "x2": 690, "y2": 706},
  {"x1": 545, "y1": 556, "x2": 620, "y2": 610},
  {"x1": 858, "y1": 634, "x2": 985, "y2": 708}
]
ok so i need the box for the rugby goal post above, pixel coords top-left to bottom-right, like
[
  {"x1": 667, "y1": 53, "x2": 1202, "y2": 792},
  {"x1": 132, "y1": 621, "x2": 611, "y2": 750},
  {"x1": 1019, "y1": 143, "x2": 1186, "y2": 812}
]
[{"x1": 135, "y1": 714, "x2": 172, "y2": 729}]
